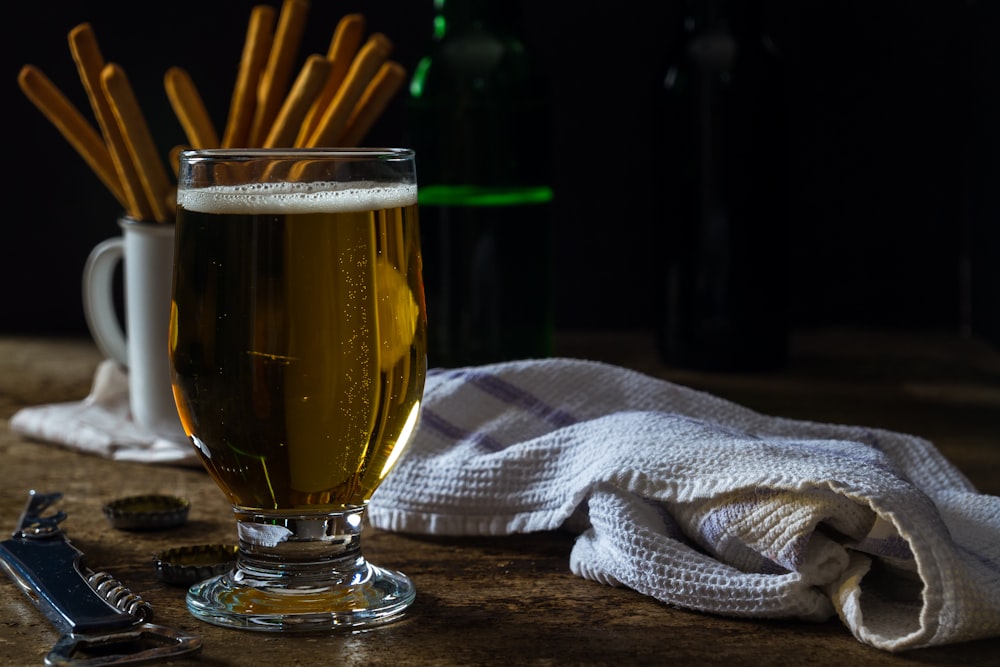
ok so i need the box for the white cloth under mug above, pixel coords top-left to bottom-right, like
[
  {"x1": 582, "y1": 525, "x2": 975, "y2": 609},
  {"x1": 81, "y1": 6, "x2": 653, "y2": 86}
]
[{"x1": 82, "y1": 216, "x2": 184, "y2": 440}]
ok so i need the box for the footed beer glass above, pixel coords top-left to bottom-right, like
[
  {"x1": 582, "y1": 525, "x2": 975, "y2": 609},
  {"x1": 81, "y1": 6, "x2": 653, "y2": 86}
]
[{"x1": 169, "y1": 148, "x2": 426, "y2": 631}]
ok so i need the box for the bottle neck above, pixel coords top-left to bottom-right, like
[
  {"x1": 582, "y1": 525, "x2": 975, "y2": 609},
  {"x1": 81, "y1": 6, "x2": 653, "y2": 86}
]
[
  {"x1": 409, "y1": 0, "x2": 551, "y2": 192},
  {"x1": 684, "y1": 0, "x2": 767, "y2": 40},
  {"x1": 433, "y1": 0, "x2": 522, "y2": 38}
]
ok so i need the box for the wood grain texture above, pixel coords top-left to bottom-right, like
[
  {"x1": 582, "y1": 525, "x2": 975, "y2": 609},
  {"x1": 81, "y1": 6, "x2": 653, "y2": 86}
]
[{"x1": 1, "y1": 331, "x2": 998, "y2": 666}]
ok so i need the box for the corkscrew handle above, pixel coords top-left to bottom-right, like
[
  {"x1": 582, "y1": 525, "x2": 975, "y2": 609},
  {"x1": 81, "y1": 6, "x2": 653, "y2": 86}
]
[
  {"x1": 0, "y1": 491, "x2": 202, "y2": 665},
  {"x1": 0, "y1": 491, "x2": 138, "y2": 634}
]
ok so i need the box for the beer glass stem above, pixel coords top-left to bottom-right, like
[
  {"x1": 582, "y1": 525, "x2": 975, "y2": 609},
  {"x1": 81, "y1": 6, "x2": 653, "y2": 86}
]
[{"x1": 185, "y1": 507, "x2": 415, "y2": 631}]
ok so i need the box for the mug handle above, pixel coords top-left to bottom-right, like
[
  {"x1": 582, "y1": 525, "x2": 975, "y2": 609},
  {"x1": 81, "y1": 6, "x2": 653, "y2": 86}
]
[{"x1": 82, "y1": 237, "x2": 128, "y2": 366}]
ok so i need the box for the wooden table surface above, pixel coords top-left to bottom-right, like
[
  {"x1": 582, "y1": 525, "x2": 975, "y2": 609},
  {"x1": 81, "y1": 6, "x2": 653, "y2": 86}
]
[{"x1": 1, "y1": 330, "x2": 998, "y2": 666}]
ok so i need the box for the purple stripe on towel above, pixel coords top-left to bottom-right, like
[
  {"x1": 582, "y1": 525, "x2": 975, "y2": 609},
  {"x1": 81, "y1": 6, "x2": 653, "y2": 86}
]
[
  {"x1": 855, "y1": 534, "x2": 914, "y2": 561},
  {"x1": 466, "y1": 371, "x2": 578, "y2": 428},
  {"x1": 419, "y1": 408, "x2": 506, "y2": 452}
]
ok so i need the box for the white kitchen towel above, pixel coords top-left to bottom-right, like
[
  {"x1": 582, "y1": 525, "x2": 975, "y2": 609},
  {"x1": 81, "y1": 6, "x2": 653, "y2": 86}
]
[
  {"x1": 9, "y1": 359, "x2": 199, "y2": 467},
  {"x1": 368, "y1": 358, "x2": 1000, "y2": 652}
]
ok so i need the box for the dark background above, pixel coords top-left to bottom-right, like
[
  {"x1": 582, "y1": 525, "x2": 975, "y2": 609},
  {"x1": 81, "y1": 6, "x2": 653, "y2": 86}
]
[{"x1": 5, "y1": 1, "x2": 998, "y2": 348}]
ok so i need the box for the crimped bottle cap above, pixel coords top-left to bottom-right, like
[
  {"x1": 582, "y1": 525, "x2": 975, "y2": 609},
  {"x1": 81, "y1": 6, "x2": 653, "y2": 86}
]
[
  {"x1": 103, "y1": 495, "x2": 190, "y2": 530},
  {"x1": 153, "y1": 544, "x2": 238, "y2": 585}
]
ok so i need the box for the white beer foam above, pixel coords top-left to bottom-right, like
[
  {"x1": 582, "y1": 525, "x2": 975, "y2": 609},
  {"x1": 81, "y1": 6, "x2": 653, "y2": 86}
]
[{"x1": 179, "y1": 180, "x2": 418, "y2": 214}]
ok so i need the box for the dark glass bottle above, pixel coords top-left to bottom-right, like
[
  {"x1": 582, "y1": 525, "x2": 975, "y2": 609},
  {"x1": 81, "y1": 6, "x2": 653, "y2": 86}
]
[
  {"x1": 407, "y1": 0, "x2": 554, "y2": 368},
  {"x1": 657, "y1": 0, "x2": 788, "y2": 372}
]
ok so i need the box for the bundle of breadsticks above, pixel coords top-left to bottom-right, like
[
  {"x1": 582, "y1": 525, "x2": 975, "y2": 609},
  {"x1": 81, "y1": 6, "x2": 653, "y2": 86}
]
[
  {"x1": 17, "y1": 0, "x2": 406, "y2": 224},
  {"x1": 18, "y1": 23, "x2": 175, "y2": 222}
]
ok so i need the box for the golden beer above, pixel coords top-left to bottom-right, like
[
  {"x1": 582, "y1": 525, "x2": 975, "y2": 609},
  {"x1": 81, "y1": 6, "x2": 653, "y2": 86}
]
[{"x1": 170, "y1": 180, "x2": 426, "y2": 511}]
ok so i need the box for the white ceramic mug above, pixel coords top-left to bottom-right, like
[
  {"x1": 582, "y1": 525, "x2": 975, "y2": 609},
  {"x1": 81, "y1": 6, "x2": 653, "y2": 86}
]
[{"x1": 82, "y1": 216, "x2": 184, "y2": 439}]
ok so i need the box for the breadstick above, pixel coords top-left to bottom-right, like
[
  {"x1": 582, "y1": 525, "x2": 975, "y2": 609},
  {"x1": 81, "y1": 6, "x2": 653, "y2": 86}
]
[
  {"x1": 296, "y1": 12, "x2": 366, "y2": 146},
  {"x1": 222, "y1": 4, "x2": 276, "y2": 148},
  {"x1": 69, "y1": 23, "x2": 151, "y2": 220},
  {"x1": 263, "y1": 54, "x2": 330, "y2": 147},
  {"x1": 66, "y1": 23, "x2": 148, "y2": 217},
  {"x1": 168, "y1": 144, "x2": 189, "y2": 178},
  {"x1": 165, "y1": 67, "x2": 219, "y2": 149},
  {"x1": 304, "y1": 33, "x2": 392, "y2": 147},
  {"x1": 101, "y1": 63, "x2": 173, "y2": 223},
  {"x1": 248, "y1": 0, "x2": 310, "y2": 146},
  {"x1": 338, "y1": 61, "x2": 407, "y2": 146},
  {"x1": 17, "y1": 65, "x2": 128, "y2": 211}
]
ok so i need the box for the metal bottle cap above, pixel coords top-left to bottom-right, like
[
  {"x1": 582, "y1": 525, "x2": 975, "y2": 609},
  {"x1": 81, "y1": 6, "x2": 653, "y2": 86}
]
[
  {"x1": 102, "y1": 495, "x2": 191, "y2": 530},
  {"x1": 152, "y1": 544, "x2": 238, "y2": 585}
]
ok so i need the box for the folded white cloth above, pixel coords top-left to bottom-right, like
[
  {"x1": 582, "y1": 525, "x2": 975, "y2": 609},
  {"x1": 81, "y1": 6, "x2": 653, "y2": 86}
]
[
  {"x1": 9, "y1": 360, "x2": 199, "y2": 467},
  {"x1": 368, "y1": 358, "x2": 1000, "y2": 652}
]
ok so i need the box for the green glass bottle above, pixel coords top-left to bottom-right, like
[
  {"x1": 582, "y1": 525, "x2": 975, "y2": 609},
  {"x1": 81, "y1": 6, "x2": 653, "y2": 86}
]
[{"x1": 408, "y1": 0, "x2": 554, "y2": 368}]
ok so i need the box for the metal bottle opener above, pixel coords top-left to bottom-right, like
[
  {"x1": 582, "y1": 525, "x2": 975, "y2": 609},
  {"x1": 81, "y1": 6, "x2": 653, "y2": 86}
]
[{"x1": 0, "y1": 490, "x2": 203, "y2": 666}]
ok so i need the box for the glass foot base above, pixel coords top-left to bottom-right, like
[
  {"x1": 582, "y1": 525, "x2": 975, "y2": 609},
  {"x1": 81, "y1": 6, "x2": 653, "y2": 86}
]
[{"x1": 186, "y1": 561, "x2": 414, "y2": 632}]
